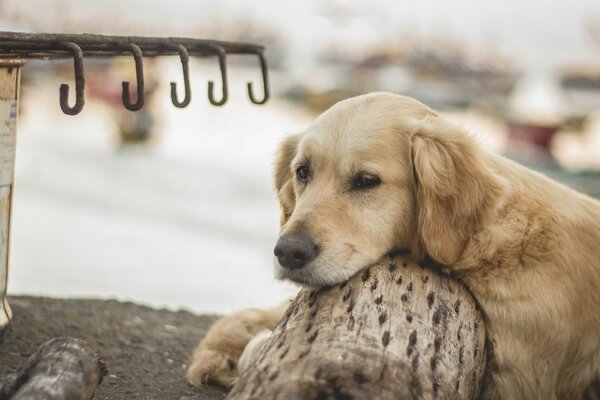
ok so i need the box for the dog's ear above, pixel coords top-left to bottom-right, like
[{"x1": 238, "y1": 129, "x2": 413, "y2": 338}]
[
  {"x1": 411, "y1": 117, "x2": 507, "y2": 265},
  {"x1": 274, "y1": 134, "x2": 301, "y2": 225}
]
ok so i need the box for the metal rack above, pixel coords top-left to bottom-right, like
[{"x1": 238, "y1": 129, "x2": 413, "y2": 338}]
[{"x1": 0, "y1": 31, "x2": 270, "y2": 115}]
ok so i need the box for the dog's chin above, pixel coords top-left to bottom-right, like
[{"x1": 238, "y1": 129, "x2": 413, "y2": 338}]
[
  {"x1": 273, "y1": 259, "x2": 359, "y2": 289},
  {"x1": 274, "y1": 265, "x2": 334, "y2": 289},
  {"x1": 281, "y1": 276, "x2": 328, "y2": 290}
]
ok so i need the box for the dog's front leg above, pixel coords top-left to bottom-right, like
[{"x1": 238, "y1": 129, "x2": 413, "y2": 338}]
[{"x1": 186, "y1": 301, "x2": 289, "y2": 387}]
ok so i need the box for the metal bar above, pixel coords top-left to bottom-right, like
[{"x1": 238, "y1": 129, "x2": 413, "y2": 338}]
[
  {"x1": 0, "y1": 32, "x2": 264, "y2": 59},
  {"x1": 0, "y1": 31, "x2": 270, "y2": 113}
]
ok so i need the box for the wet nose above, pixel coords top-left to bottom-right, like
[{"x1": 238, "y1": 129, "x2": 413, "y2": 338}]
[{"x1": 274, "y1": 234, "x2": 319, "y2": 270}]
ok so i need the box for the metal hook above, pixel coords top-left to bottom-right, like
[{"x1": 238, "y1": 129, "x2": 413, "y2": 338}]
[
  {"x1": 247, "y1": 50, "x2": 269, "y2": 105},
  {"x1": 170, "y1": 44, "x2": 191, "y2": 108},
  {"x1": 122, "y1": 43, "x2": 145, "y2": 111},
  {"x1": 206, "y1": 43, "x2": 229, "y2": 106},
  {"x1": 59, "y1": 42, "x2": 85, "y2": 115}
]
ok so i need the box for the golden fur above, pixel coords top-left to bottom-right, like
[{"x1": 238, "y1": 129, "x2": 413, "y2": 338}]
[
  {"x1": 186, "y1": 302, "x2": 288, "y2": 387},
  {"x1": 187, "y1": 93, "x2": 600, "y2": 399}
]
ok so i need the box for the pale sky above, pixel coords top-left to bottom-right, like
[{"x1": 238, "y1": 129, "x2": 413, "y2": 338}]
[{"x1": 3, "y1": 0, "x2": 600, "y2": 72}]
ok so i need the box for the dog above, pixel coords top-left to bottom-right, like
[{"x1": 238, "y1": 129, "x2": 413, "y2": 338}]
[{"x1": 187, "y1": 93, "x2": 600, "y2": 399}]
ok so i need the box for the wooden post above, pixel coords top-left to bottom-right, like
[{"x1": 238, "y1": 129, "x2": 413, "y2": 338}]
[
  {"x1": 227, "y1": 256, "x2": 487, "y2": 400},
  {"x1": 0, "y1": 337, "x2": 107, "y2": 400},
  {"x1": 0, "y1": 59, "x2": 23, "y2": 338}
]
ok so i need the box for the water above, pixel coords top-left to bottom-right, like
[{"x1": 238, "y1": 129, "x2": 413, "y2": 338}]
[{"x1": 7, "y1": 66, "x2": 310, "y2": 313}]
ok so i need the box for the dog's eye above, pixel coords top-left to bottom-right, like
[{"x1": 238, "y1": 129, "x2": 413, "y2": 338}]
[
  {"x1": 296, "y1": 166, "x2": 310, "y2": 182},
  {"x1": 352, "y1": 174, "x2": 381, "y2": 190}
]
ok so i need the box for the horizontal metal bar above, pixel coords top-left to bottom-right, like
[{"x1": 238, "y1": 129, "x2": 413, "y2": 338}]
[
  {"x1": 0, "y1": 31, "x2": 270, "y2": 113},
  {"x1": 0, "y1": 32, "x2": 264, "y2": 59}
]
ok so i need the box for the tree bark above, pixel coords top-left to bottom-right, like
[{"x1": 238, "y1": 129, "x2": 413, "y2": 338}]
[
  {"x1": 0, "y1": 337, "x2": 107, "y2": 400},
  {"x1": 227, "y1": 255, "x2": 487, "y2": 400}
]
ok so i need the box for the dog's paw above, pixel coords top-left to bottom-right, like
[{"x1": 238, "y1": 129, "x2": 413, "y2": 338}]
[
  {"x1": 186, "y1": 306, "x2": 287, "y2": 388},
  {"x1": 186, "y1": 347, "x2": 239, "y2": 388}
]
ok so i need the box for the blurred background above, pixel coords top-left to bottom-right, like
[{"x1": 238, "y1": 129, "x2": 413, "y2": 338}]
[{"x1": 2, "y1": 0, "x2": 600, "y2": 313}]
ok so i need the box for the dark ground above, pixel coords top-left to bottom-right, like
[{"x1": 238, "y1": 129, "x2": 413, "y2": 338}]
[{"x1": 0, "y1": 296, "x2": 228, "y2": 400}]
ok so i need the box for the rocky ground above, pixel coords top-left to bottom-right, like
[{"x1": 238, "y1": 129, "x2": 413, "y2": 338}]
[{"x1": 0, "y1": 296, "x2": 228, "y2": 400}]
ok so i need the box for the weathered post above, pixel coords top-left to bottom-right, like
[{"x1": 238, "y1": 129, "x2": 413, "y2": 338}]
[
  {"x1": 227, "y1": 256, "x2": 487, "y2": 400},
  {"x1": 0, "y1": 337, "x2": 107, "y2": 400},
  {"x1": 0, "y1": 59, "x2": 23, "y2": 338}
]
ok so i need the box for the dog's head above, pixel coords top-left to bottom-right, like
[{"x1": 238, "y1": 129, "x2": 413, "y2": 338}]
[{"x1": 273, "y1": 93, "x2": 506, "y2": 287}]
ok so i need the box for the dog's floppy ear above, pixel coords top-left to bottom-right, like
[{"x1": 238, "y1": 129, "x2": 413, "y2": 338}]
[
  {"x1": 274, "y1": 134, "x2": 301, "y2": 225},
  {"x1": 411, "y1": 117, "x2": 507, "y2": 265}
]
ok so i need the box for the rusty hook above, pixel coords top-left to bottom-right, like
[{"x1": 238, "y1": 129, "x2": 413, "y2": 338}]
[
  {"x1": 207, "y1": 43, "x2": 228, "y2": 106},
  {"x1": 247, "y1": 50, "x2": 269, "y2": 105},
  {"x1": 122, "y1": 43, "x2": 145, "y2": 111},
  {"x1": 59, "y1": 42, "x2": 85, "y2": 115},
  {"x1": 170, "y1": 44, "x2": 191, "y2": 108}
]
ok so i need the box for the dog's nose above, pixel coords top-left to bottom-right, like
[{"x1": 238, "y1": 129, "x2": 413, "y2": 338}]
[{"x1": 274, "y1": 235, "x2": 319, "y2": 270}]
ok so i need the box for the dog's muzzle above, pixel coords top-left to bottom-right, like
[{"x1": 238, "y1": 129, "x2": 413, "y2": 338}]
[{"x1": 274, "y1": 234, "x2": 319, "y2": 270}]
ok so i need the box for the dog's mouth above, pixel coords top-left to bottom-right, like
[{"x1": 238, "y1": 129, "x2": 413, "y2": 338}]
[
  {"x1": 274, "y1": 263, "x2": 335, "y2": 288},
  {"x1": 274, "y1": 248, "x2": 413, "y2": 288},
  {"x1": 387, "y1": 248, "x2": 412, "y2": 258}
]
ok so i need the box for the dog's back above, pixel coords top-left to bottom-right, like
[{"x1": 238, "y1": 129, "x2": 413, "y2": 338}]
[{"x1": 458, "y1": 153, "x2": 600, "y2": 399}]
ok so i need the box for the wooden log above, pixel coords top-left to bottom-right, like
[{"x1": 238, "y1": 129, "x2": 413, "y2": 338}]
[
  {"x1": 227, "y1": 255, "x2": 487, "y2": 400},
  {"x1": 0, "y1": 337, "x2": 107, "y2": 400}
]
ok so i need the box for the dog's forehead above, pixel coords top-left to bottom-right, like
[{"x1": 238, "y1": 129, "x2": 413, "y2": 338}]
[
  {"x1": 306, "y1": 93, "x2": 433, "y2": 139},
  {"x1": 298, "y1": 93, "x2": 432, "y2": 166}
]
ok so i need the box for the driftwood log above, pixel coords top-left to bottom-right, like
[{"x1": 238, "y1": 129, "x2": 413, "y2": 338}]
[
  {"x1": 0, "y1": 337, "x2": 107, "y2": 400},
  {"x1": 227, "y1": 255, "x2": 487, "y2": 400}
]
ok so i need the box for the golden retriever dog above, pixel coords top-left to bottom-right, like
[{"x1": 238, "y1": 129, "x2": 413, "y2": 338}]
[{"x1": 187, "y1": 93, "x2": 600, "y2": 399}]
